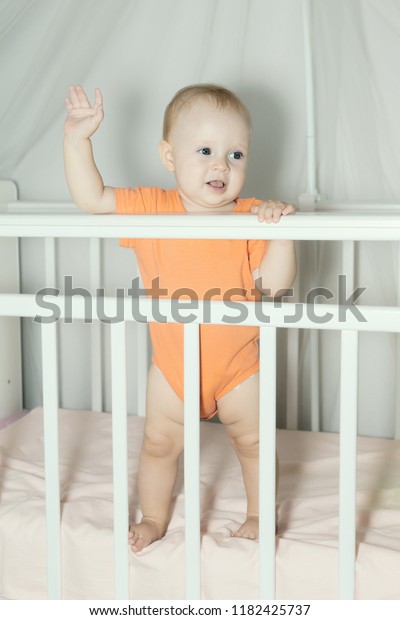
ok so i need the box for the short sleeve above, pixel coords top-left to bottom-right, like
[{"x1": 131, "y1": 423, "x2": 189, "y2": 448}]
[
  {"x1": 115, "y1": 186, "x2": 151, "y2": 249},
  {"x1": 248, "y1": 239, "x2": 269, "y2": 272},
  {"x1": 236, "y1": 197, "x2": 269, "y2": 272}
]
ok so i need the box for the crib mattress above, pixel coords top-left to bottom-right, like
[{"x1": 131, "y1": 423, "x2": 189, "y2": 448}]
[{"x1": 0, "y1": 407, "x2": 399, "y2": 600}]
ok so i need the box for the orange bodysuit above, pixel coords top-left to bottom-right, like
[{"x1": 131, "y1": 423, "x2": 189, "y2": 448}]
[{"x1": 116, "y1": 186, "x2": 269, "y2": 419}]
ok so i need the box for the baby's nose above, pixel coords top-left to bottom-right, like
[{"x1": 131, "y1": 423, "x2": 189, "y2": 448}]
[{"x1": 212, "y1": 157, "x2": 229, "y2": 171}]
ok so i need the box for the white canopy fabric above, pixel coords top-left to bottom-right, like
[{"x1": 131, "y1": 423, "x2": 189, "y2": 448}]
[{"x1": 1, "y1": 0, "x2": 399, "y2": 436}]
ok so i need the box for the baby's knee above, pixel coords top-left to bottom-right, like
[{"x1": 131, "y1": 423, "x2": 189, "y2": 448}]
[
  {"x1": 231, "y1": 433, "x2": 259, "y2": 459},
  {"x1": 143, "y1": 428, "x2": 181, "y2": 459}
]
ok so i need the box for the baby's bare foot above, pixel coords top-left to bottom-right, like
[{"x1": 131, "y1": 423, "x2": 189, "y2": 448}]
[
  {"x1": 128, "y1": 518, "x2": 166, "y2": 553},
  {"x1": 233, "y1": 513, "x2": 278, "y2": 540},
  {"x1": 233, "y1": 516, "x2": 259, "y2": 540}
]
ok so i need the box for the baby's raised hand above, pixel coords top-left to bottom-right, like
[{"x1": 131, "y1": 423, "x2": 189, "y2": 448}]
[
  {"x1": 64, "y1": 85, "x2": 104, "y2": 140},
  {"x1": 251, "y1": 199, "x2": 295, "y2": 223}
]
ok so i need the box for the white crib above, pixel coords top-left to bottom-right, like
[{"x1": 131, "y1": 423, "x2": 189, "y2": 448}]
[{"x1": 1, "y1": 179, "x2": 400, "y2": 601}]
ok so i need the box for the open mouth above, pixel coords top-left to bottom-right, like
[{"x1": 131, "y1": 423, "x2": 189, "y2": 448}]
[{"x1": 207, "y1": 180, "x2": 225, "y2": 189}]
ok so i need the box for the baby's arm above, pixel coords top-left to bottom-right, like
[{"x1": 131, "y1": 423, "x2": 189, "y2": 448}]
[
  {"x1": 251, "y1": 200, "x2": 297, "y2": 298},
  {"x1": 64, "y1": 86, "x2": 115, "y2": 213}
]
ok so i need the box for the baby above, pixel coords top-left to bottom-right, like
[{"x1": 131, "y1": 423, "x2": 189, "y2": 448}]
[{"x1": 64, "y1": 83, "x2": 296, "y2": 552}]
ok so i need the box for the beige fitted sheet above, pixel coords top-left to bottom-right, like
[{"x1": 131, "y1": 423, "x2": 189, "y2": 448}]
[{"x1": 0, "y1": 407, "x2": 399, "y2": 600}]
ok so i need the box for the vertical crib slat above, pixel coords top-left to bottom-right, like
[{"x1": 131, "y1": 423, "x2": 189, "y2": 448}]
[
  {"x1": 286, "y1": 328, "x2": 299, "y2": 430},
  {"x1": 342, "y1": 240, "x2": 356, "y2": 292},
  {"x1": 395, "y1": 242, "x2": 400, "y2": 440},
  {"x1": 110, "y1": 321, "x2": 130, "y2": 599},
  {"x1": 396, "y1": 335, "x2": 400, "y2": 440},
  {"x1": 91, "y1": 320, "x2": 103, "y2": 411},
  {"x1": 44, "y1": 237, "x2": 57, "y2": 287},
  {"x1": 310, "y1": 241, "x2": 320, "y2": 432},
  {"x1": 259, "y1": 326, "x2": 277, "y2": 599},
  {"x1": 136, "y1": 322, "x2": 148, "y2": 417},
  {"x1": 183, "y1": 323, "x2": 201, "y2": 599},
  {"x1": 339, "y1": 329, "x2": 358, "y2": 599},
  {"x1": 41, "y1": 321, "x2": 62, "y2": 599},
  {"x1": 310, "y1": 330, "x2": 320, "y2": 431},
  {"x1": 90, "y1": 238, "x2": 103, "y2": 412}
]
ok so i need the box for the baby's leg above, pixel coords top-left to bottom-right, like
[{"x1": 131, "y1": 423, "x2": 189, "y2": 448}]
[
  {"x1": 129, "y1": 364, "x2": 184, "y2": 552},
  {"x1": 217, "y1": 372, "x2": 278, "y2": 540}
]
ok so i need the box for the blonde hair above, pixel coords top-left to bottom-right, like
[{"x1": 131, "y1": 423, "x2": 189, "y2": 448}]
[{"x1": 162, "y1": 83, "x2": 252, "y2": 140}]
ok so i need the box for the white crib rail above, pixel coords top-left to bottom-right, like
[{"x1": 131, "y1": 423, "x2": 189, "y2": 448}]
[
  {"x1": 1, "y1": 206, "x2": 400, "y2": 600},
  {"x1": 2, "y1": 207, "x2": 400, "y2": 240}
]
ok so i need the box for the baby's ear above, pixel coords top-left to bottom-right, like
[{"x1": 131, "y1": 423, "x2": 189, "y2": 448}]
[{"x1": 158, "y1": 140, "x2": 175, "y2": 172}]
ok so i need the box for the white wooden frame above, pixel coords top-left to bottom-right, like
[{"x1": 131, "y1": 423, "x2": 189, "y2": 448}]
[{"x1": 1, "y1": 201, "x2": 400, "y2": 599}]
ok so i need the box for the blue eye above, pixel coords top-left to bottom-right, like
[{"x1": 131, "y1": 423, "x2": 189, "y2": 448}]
[
  {"x1": 199, "y1": 147, "x2": 211, "y2": 155},
  {"x1": 230, "y1": 151, "x2": 243, "y2": 160}
]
